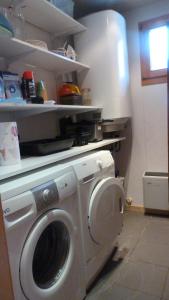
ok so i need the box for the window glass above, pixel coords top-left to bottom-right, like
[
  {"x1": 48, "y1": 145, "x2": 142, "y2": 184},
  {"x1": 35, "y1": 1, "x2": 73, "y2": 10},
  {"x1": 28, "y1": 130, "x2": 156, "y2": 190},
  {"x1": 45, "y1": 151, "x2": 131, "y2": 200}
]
[
  {"x1": 149, "y1": 25, "x2": 168, "y2": 71},
  {"x1": 139, "y1": 14, "x2": 169, "y2": 85}
]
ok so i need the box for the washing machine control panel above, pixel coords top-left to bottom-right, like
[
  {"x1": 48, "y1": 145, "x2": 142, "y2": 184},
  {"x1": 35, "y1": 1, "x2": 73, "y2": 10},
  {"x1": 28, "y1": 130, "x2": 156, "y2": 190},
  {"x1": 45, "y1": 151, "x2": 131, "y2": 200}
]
[
  {"x1": 42, "y1": 189, "x2": 52, "y2": 202},
  {"x1": 32, "y1": 181, "x2": 59, "y2": 212},
  {"x1": 55, "y1": 172, "x2": 77, "y2": 201},
  {"x1": 32, "y1": 172, "x2": 77, "y2": 211},
  {"x1": 73, "y1": 151, "x2": 114, "y2": 180},
  {"x1": 97, "y1": 159, "x2": 103, "y2": 170}
]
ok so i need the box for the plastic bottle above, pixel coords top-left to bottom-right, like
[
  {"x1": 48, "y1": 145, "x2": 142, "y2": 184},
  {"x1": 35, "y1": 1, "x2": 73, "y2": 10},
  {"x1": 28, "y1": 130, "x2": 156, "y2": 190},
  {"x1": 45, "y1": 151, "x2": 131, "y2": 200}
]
[
  {"x1": 37, "y1": 80, "x2": 48, "y2": 102},
  {"x1": 21, "y1": 71, "x2": 36, "y2": 100}
]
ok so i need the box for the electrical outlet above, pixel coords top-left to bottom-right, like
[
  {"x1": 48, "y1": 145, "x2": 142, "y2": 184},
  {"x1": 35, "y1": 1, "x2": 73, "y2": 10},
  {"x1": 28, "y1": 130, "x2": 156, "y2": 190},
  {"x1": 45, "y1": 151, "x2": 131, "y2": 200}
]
[{"x1": 126, "y1": 197, "x2": 133, "y2": 206}]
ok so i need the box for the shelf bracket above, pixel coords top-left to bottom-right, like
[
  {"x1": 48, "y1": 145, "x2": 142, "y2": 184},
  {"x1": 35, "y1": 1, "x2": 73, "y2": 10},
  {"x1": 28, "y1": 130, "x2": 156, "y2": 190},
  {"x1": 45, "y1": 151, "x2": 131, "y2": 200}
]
[{"x1": 6, "y1": 49, "x2": 37, "y2": 68}]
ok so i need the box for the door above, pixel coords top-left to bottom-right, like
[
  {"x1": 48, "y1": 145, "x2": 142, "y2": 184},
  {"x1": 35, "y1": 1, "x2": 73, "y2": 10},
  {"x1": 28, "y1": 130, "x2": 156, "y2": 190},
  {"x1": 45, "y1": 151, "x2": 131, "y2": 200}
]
[
  {"x1": 20, "y1": 209, "x2": 75, "y2": 300},
  {"x1": 88, "y1": 177, "x2": 124, "y2": 245}
]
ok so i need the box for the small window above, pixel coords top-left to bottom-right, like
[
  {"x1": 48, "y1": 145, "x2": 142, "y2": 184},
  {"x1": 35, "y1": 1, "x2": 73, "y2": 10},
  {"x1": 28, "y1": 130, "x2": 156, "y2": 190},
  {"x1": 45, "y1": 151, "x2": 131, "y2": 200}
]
[{"x1": 139, "y1": 15, "x2": 169, "y2": 85}]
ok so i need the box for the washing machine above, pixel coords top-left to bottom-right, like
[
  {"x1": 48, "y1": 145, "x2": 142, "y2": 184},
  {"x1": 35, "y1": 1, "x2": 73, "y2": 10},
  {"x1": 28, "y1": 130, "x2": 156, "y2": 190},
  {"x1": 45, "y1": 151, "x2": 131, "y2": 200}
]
[
  {"x1": 69, "y1": 150, "x2": 125, "y2": 287},
  {"x1": 0, "y1": 164, "x2": 86, "y2": 300}
]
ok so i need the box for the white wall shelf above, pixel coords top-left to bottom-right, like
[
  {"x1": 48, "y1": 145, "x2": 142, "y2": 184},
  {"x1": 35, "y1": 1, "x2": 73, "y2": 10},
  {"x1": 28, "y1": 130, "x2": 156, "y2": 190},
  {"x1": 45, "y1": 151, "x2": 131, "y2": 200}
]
[
  {"x1": 0, "y1": 0, "x2": 86, "y2": 36},
  {"x1": 0, "y1": 138, "x2": 125, "y2": 181},
  {"x1": 0, "y1": 103, "x2": 102, "y2": 121},
  {"x1": 0, "y1": 36, "x2": 90, "y2": 73}
]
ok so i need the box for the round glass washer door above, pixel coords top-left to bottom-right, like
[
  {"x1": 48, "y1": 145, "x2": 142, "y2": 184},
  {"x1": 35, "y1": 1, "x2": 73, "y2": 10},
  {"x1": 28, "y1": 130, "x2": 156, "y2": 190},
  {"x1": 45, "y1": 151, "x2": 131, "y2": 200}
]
[
  {"x1": 20, "y1": 209, "x2": 75, "y2": 300},
  {"x1": 88, "y1": 177, "x2": 124, "y2": 245}
]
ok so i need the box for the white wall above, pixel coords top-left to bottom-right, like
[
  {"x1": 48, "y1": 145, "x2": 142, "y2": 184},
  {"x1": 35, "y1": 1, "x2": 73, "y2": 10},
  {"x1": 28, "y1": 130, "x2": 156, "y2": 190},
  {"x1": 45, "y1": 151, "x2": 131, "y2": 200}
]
[{"x1": 124, "y1": 0, "x2": 168, "y2": 205}]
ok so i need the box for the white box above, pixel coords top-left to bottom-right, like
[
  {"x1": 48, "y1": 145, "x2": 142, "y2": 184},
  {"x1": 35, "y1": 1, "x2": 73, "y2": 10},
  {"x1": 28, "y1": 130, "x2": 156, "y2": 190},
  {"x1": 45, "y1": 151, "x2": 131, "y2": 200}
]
[
  {"x1": 143, "y1": 172, "x2": 168, "y2": 211},
  {"x1": 0, "y1": 122, "x2": 21, "y2": 166}
]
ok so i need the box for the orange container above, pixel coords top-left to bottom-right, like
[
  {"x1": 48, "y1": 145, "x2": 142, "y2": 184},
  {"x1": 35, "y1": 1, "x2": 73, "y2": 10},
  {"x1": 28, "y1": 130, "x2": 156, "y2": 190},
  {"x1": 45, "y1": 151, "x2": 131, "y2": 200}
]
[{"x1": 58, "y1": 82, "x2": 81, "y2": 97}]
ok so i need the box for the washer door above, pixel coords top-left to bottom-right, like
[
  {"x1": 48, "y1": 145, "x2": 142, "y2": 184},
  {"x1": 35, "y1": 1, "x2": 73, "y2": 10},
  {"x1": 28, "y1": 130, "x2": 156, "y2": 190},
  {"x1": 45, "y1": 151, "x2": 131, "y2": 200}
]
[
  {"x1": 20, "y1": 209, "x2": 75, "y2": 300},
  {"x1": 88, "y1": 177, "x2": 124, "y2": 245}
]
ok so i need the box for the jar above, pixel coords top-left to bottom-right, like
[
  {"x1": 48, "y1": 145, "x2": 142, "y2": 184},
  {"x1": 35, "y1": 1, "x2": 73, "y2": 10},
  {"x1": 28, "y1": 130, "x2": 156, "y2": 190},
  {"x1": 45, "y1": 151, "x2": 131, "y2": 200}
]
[{"x1": 81, "y1": 88, "x2": 92, "y2": 106}]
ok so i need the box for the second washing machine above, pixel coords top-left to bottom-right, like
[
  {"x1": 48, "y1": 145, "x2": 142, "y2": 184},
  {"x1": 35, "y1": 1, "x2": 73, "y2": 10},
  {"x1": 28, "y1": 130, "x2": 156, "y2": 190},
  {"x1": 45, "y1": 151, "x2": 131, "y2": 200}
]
[{"x1": 69, "y1": 150, "x2": 125, "y2": 287}]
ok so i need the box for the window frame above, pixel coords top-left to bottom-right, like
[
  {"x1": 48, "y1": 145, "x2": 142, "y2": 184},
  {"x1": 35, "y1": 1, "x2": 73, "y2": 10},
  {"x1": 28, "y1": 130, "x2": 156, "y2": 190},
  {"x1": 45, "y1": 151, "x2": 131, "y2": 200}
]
[{"x1": 139, "y1": 14, "x2": 169, "y2": 86}]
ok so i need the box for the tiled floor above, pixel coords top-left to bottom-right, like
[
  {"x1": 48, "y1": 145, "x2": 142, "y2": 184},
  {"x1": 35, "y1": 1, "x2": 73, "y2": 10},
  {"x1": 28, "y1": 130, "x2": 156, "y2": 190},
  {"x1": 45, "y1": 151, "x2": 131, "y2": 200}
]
[{"x1": 86, "y1": 211, "x2": 169, "y2": 300}]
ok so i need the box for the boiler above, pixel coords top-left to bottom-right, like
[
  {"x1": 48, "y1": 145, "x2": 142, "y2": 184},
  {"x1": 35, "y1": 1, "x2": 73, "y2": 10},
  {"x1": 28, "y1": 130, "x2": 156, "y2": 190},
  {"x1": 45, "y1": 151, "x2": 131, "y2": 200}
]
[{"x1": 75, "y1": 10, "x2": 131, "y2": 124}]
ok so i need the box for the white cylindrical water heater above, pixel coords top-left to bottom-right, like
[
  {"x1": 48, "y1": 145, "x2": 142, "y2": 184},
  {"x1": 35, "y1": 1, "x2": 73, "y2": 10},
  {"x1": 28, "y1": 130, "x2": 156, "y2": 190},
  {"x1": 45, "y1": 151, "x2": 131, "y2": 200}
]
[{"x1": 75, "y1": 10, "x2": 131, "y2": 121}]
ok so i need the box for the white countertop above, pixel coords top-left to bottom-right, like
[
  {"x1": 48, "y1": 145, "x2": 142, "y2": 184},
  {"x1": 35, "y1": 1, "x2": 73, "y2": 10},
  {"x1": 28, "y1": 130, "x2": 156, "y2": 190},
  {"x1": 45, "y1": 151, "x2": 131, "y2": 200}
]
[{"x1": 0, "y1": 138, "x2": 125, "y2": 181}]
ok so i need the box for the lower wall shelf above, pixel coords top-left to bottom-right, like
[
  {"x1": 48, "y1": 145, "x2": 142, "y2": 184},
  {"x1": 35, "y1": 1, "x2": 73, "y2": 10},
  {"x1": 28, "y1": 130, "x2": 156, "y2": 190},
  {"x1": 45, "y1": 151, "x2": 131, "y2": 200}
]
[
  {"x1": 0, "y1": 138, "x2": 125, "y2": 181},
  {"x1": 0, "y1": 103, "x2": 102, "y2": 121}
]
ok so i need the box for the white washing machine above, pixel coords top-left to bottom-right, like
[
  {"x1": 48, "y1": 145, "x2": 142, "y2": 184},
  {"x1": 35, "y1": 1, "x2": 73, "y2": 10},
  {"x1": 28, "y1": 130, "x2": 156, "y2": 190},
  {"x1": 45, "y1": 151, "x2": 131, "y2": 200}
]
[
  {"x1": 69, "y1": 151, "x2": 125, "y2": 287},
  {"x1": 0, "y1": 164, "x2": 86, "y2": 300}
]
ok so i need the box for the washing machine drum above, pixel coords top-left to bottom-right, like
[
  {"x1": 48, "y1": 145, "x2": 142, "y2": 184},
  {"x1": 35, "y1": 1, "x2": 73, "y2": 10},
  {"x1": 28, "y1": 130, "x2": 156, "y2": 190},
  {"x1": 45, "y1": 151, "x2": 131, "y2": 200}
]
[
  {"x1": 20, "y1": 209, "x2": 75, "y2": 300},
  {"x1": 88, "y1": 177, "x2": 124, "y2": 245}
]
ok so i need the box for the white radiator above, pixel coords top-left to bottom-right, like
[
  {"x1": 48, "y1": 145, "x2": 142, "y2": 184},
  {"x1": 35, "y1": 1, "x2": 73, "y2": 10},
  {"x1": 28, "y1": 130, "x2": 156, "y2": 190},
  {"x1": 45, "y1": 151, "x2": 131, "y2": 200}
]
[{"x1": 143, "y1": 172, "x2": 168, "y2": 211}]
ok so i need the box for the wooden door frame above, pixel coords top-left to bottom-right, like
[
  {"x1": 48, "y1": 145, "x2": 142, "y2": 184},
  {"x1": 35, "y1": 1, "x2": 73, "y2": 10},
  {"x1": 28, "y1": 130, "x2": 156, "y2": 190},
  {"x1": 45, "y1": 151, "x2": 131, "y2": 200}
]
[{"x1": 0, "y1": 199, "x2": 14, "y2": 300}]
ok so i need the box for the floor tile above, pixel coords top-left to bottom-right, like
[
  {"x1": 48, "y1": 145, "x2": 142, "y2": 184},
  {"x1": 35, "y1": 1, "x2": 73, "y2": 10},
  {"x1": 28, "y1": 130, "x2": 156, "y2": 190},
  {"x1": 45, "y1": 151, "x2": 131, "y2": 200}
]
[
  {"x1": 163, "y1": 271, "x2": 169, "y2": 300},
  {"x1": 86, "y1": 212, "x2": 169, "y2": 300},
  {"x1": 117, "y1": 231, "x2": 139, "y2": 257},
  {"x1": 108, "y1": 260, "x2": 168, "y2": 297},
  {"x1": 141, "y1": 221, "x2": 169, "y2": 245},
  {"x1": 148, "y1": 215, "x2": 169, "y2": 223},
  {"x1": 122, "y1": 212, "x2": 149, "y2": 237},
  {"x1": 130, "y1": 241, "x2": 169, "y2": 267},
  {"x1": 124, "y1": 211, "x2": 150, "y2": 224},
  {"x1": 131, "y1": 293, "x2": 160, "y2": 300},
  {"x1": 86, "y1": 283, "x2": 160, "y2": 300},
  {"x1": 88, "y1": 257, "x2": 125, "y2": 295}
]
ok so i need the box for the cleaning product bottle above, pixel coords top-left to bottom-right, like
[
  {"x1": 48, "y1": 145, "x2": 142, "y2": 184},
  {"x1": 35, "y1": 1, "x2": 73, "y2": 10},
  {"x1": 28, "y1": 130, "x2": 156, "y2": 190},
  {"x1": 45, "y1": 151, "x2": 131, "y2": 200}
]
[
  {"x1": 21, "y1": 71, "x2": 36, "y2": 100},
  {"x1": 37, "y1": 80, "x2": 48, "y2": 102}
]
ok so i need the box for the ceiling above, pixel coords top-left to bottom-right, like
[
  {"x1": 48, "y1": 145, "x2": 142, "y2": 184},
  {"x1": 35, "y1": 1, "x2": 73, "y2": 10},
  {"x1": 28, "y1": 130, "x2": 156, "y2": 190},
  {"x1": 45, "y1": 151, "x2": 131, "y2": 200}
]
[{"x1": 74, "y1": 0, "x2": 160, "y2": 18}]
